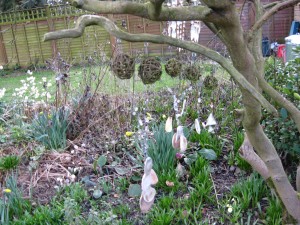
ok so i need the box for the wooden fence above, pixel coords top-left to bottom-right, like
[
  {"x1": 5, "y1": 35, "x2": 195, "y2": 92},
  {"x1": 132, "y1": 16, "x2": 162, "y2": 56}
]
[
  {"x1": 0, "y1": 4, "x2": 170, "y2": 68},
  {"x1": 0, "y1": 2, "x2": 294, "y2": 68}
]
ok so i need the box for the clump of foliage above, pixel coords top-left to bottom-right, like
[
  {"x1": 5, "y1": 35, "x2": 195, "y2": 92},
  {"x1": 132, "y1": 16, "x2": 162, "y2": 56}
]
[
  {"x1": 31, "y1": 108, "x2": 69, "y2": 150},
  {"x1": 139, "y1": 122, "x2": 176, "y2": 174},
  {"x1": 0, "y1": 155, "x2": 20, "y2": 171},
  {"x1": 263, "y1": 56, "x2": 300, "y2": 157}
]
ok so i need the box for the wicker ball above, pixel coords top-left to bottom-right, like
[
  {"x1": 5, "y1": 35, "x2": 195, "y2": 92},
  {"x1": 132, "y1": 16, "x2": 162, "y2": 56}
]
[
  {"x1": 203, "y1": 75, "x2": 218, "y2": 89},
  {"x1": 138, "y1": 57, "x2": 162, "y2": 84},
  {"x1": 183, "y1": 64, "x2": 201, "y2": 81},
  {"x1": 112, "y1": 53, "x2": 135, "y2": 79},
  {"x1": 165, "y1": 58, "x2": 182, "y2": 78}
]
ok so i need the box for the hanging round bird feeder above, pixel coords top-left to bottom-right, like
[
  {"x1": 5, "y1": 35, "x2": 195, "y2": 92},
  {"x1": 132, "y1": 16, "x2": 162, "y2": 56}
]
[
  {"x1": 112, "y1": 53, "x2": 135, "y2": 79},
  {"x1": 138, "y1": 57, "x2": 162, "y2": 84},
  {"x1": 183, "y1": 64, "x2": 201, "y2": 81},
  {"x1": 203, "y1": 75, "x2": 218, "y2": 89},
  {"x1": 165, "y1": 58, "x2": 182, "y2": 78}
]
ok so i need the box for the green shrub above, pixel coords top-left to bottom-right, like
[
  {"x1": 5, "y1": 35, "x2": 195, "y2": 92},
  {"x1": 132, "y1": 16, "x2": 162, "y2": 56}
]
[
  {"x1": 0, "y1": 155, "x2": 20, "y2": 171},
  {"x1": 0, "y1": 175, "x2": 31, "y2": 224},
  {"x1": 31, "y1": 108, "x2": 69, "y2": 150},
  {"x1": 137, "y1": 122, "x2": 176, "y2": 174},
  {"x1": 263, "y1": 54, "x2": 300, "y2": 157}
]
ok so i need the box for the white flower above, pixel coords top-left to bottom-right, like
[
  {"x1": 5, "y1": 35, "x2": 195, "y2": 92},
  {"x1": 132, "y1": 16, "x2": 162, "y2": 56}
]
[
  {"x1": 204, "y1": 113, "x2": 217, "y2": 133},
  {"x1": 195, "y1": 119, "x2": 201, "y2": 134},
  {"x1": 27, "y1": 70, "x2": 33, "y2": 75},
  {"x1": 42, "y1": 77, "x2": 47, "y2": 82},
  {"x1": 165, "y1": 117, "x2": 173, "y2": 132},
  {"x1": 46, "y1": 93, "x2": 51, "y2": 99},
  {"x1": 0, "y1": 65, "x2": 3, "y2": 70},
  {"x1": 0, "y1": 88, "x2": 6, "y2": 99}
]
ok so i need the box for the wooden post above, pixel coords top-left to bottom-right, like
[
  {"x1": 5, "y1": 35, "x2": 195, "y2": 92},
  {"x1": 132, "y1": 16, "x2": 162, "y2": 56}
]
[
  {"x1": 34, "y1": 21, "x2": 44, "y2": 62},
  {"x1": 23, "y1": 23, "x2": 32, "y2": 64},
  {"x1": 0, "y1": 25, "x2": 8, "y2": 65},
  {"x1": 126, "y1": 15, "x2": 133, "y2": 56},
  {"x1": 46, "y1": 6, "x2": 57, "y2": 59},
  {"x1": 10, "y1": 24, "x2": 20, "y2": 66},
  {"x1": 108, "y1": 14, "x2": 117, "y2": 57}
]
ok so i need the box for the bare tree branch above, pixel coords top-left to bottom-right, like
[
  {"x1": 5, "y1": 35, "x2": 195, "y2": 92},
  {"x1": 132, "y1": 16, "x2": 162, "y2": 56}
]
[
  {"x1": 239, "y1": 133, "x2": 270, "y2": 179},
  {"x1": 70, "y1": 0, "x2": 215, "y2": 22},
  {"x1": 263, "y1": 1, "x2": 280, "y2": 10},
  {"x1": 248, "y1": 0, "x2": 300, "y2": 41},
  {"x1": 297, "y1": 166, "x2": 300, "y2": 192},
  {"x1": 44, "y1": 15, "x2": 277, "y2": 115}
]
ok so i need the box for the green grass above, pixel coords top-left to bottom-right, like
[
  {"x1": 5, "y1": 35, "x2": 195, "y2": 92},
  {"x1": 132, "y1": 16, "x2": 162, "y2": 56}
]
[{"x1": 0, "y1": 65, "x2": 181, "y2": 102}]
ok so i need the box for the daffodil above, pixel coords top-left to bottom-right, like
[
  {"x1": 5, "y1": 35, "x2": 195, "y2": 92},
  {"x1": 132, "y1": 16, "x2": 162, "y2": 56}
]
[
  {"x1": 146, "y1": 112, "x2": 152, "y2": 120},
  {"x1": 3, "y1": 188, "x2": 11, "y2": 193},
  {"x1": 125, "y1": 131, "x2": 134, "y2": 137}
]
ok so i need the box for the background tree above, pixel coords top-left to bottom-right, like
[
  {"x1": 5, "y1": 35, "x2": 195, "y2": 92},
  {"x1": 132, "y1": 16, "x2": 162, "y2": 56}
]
[{"x1": 44, "y1": 0, "x2": 300, "y2": 223}]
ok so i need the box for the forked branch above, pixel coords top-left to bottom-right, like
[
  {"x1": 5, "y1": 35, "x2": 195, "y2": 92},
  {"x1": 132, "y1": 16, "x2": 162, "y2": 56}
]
[
  {"x1": 239, "y1": 133, "x2": 270, "y2": 179},
  {"x1": 44, "y1": 15, "x2": 277, "y2": 115}
]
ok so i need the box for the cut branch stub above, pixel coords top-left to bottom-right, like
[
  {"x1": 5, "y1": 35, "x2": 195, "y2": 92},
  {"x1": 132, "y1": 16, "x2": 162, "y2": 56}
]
[
  {"x1": 112, "y1": 53, "x2": 135, "y2": 79},
  {"x1": 138, "y1": 57, "x2": 162, "y2": 84},
  {"x1": 183, "y1": 64, "x2": 201, "y2": 81},
  {"x1": 165, "y1": 58, "x2": 182, "y2": 78}
]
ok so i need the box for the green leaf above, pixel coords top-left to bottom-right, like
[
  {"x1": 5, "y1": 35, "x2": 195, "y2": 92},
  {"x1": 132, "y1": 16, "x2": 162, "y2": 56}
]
[
  {"x1": 115, "y1": 166, "x2": 130, "y2": 175},
  {"x1": 97, "y1": 155, "x2": 107, "y2": 168},
  {"x1": 280, "y1": 108, "x2": 288, "y2": 120},
  {"x1": 128, "y1": 184, "x2": 141, "y2": 197},
  {"x1": 198, "y1": 148, "x2": 217, "y2": 160}
]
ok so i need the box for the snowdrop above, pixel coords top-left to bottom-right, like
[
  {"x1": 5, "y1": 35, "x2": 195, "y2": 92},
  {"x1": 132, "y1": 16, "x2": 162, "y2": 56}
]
[{"x1": 27, "y1": 70, "x2": 33, "y2": 75}]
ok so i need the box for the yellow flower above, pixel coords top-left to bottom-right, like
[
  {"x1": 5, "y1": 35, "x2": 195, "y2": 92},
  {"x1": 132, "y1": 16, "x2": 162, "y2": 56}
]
[
  {"x1": 125, "y1": 131, "x2": 134, "y2": 137},
  {"x1": 146, "y1": 112, "x2": 152, "y2": 120},
  {"x1": 4, "y1": 189, "x2": 11, "y2": 193}
]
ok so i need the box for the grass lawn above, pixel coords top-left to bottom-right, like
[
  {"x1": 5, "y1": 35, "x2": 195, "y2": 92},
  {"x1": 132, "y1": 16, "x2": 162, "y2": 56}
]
[{"x1": 0, "y1": 65, "x2": 182, "y2": 102}]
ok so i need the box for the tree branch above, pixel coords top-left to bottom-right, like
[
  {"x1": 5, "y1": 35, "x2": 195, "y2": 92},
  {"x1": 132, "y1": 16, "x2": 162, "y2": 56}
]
[
  {"x1": 257, "y1": 76, "x2": 300, "y2": 133},
  {"x1": 239, "y1": 133, "x2": 270, "y2": 179},
  {"x1": 44, "y1": 15, "x2": 277, "y2": 115},
  {"x1": 297, "y1": 166, "x2": 300, "y2": 192},
  {"x1": 70, "y1": 0, "x2": 215, "y2": 22},
  {"x1": 263, "y1": 1, "x2": 280, "y2": 10},
  {"x1": 248, "y1": 0, "x2": 300, "y2": 41}
]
